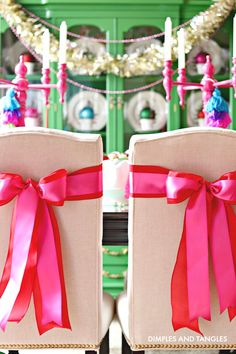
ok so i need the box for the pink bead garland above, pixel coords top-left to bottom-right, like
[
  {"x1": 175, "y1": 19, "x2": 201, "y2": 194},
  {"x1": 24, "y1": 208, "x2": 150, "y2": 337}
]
[{"x1": 22, "y1": 7, "x2": 191, "y2": 44}]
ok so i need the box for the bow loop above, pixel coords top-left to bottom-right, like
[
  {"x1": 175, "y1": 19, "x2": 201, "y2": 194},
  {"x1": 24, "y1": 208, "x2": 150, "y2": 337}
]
[
  {"x1": 0, "y1": 164, "x2": 102, "y2": 334},
  {"x1": 0, "y1": 173, "x2": 24, "y2": 205},
  {"x1": 210, "y1": 174, "x2": 236, "y2": 202},
  {"x1": 166, "y1": 171, "x2": 204, "y2": 203},
  {"x1": 130, "y1": 164, "x2": 236, "y2": 335},
  {"x1": 38, "y1": 169, "x2": 67, "y2": 206}
]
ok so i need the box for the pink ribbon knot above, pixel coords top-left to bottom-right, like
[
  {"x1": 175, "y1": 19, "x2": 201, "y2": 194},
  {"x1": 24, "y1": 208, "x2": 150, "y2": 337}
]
[{"x1": 0, "y1": 165, "x2": 102, "y2": 334}]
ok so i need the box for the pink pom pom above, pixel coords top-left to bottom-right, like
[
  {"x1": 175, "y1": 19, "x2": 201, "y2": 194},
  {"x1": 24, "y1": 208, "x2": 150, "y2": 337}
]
[
  {"x1": 205, "y1": 111, "x2": 231, "y2": 129},
  {"x1": 25, "y1": 107, "x2": 39, "y2": 118},
  {"x1": 1, "y1": 110, "x2": 20, "y2": 126}
]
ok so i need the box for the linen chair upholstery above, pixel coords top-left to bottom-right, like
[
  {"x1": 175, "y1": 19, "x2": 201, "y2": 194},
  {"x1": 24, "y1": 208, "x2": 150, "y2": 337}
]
[
  {"x1": 0, "y1": 128, "x2": 114, "y2": 350},
  {"x1": 117, "y1": 127, "x2": 236, "y2": 350}
]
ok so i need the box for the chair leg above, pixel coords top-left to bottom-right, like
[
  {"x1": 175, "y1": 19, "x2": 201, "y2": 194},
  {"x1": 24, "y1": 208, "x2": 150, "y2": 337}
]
[
  {"x1": 122, "y1": 333, "x2": 145, "y2": 354},
  {"x1": 99, "y1": 329, "x2": 109, "y2": 354},
  {"x1": 85, "y1": 330, "x2": 109, "y2": 354}
]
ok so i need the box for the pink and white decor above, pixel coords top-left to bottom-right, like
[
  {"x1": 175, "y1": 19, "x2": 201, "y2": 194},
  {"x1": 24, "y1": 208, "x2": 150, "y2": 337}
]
[
  {"x1": 24, "y1": 107, "x2": 41, "y2": 127},
  {"x1": 103, "y1": 152, "x2": 129, "y2": 208},
  {"x1": 0, "y1": 22, "x2": 68, "y2": 127},
  {"x1": 162, "y1": 16, "x2": 236, "y2": 127}
]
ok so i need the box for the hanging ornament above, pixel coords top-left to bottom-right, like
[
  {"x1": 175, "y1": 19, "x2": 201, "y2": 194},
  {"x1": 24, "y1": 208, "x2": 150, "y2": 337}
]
[
  {"x1": 139, "y1": 106, "x2": 156, "y2": 131},
  {"x1": 0, "y1": 88, "x2": 21, "y2": 127},
  {"x1": 205, "y1": 88, "x2": 231, "y2": 128},
  {"x1": 79, "y1": 104, "x2": 95, "y2": 131},
  {"x1": 197, "y1": 109, "x2": 205, "y2": 127},
  {"x1": 195, "y1": 52, "x2": 208, "y2": 75}
]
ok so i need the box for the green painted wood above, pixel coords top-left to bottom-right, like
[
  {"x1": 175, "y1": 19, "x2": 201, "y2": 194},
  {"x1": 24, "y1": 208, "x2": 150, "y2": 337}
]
[
  {"x1": 19, "y1": 0, "x2": 188, "y2": 5},
  {"x1": 116, "y1": 19, "x2": 125, "y2": 153},
  {"x1": 37, "y1": 6, "x2": 182, "y2": 20},
  {"x1": 47, "y1": 61, "x2": 62, "y2": 129},
  {"x1": 168, "y1": 89, "x2": 181, "y2": 130},
  {"x1": 106, "y1": 19, "x2": 117, "y2": 153},
  {"x1": 103, "y1": 246, "x2": 128, "y2": 298},
  {"x1": 0, "y1": 18, "x2": 8, "y2": 34},
  {"x1": 53, "y1": 16, "x2": 114, "y2": 152}
]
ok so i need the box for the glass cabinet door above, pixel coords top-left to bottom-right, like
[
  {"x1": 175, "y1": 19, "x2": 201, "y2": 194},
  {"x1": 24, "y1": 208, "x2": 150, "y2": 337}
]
[
  {"x1": 116, "y1": 17, "x2": 179, "y2": 152},
  {"x1": 53, "y1": 18, "x2": 115, "y2": 153},
  {"x1": 0, "y1": 21, "x2": 44, "y2": 124},
  {"x1": 183, "y1": 17, "x2": 231, "y2": 129}
]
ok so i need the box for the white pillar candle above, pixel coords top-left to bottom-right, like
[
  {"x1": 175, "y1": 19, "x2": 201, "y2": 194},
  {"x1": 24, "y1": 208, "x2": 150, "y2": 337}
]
[
  {"x1": 164, "y1": 17, "x2": 172, "y2": 61},
  {"x1": 233, "y1": 14, "x2": 236, "y2": 58},
  {"x1": 42, "y1": 29, "x2": 50, "y2": 69},
  {"x1": 59, "y1": 21, "x2": 67, "y2": 64},
  {"x1": 178, "y1": 28, "x2": 185, "y2": 69}
]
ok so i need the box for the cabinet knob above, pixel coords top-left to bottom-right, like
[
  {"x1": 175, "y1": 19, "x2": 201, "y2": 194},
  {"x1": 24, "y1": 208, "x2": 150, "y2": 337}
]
[
  {"x1": 102, "y1": 247, "x2": 128, "y2": 256},
  {"x1": 117, "y1": 96, "x2": 123, "y2": 110},
  {"x1": 103, "y1": 270, "x2": 126, "y2": 279},
  {"x1": 109, "y1": 96, "x2": 115, "y2": 110}
]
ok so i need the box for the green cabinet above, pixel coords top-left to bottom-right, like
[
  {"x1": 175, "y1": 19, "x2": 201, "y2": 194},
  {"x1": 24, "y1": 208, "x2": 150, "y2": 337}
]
[
  {"x1": 0, "y1": 1, "x2": 234, "y2": 153},
  {"x1": 103, "y1": 246, "x2": 128, "y2": 298}
]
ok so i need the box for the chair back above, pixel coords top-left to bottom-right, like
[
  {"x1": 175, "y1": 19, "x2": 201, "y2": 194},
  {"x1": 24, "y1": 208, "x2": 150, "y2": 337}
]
[
  {"x1": 0, "y1": 128, "x2": 103, "y2": 349},
  {"x1": 128, "y1": 128, "x2": 236, "y2": 349}
]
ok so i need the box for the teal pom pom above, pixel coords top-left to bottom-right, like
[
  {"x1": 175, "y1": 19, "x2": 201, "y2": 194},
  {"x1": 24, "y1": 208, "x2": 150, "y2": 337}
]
[
  {"x1": 206, "y1": 89, "x2": 228, "y2": 113},
  {"x1": 0, "y1": 88, "x2": 20, "y2": 112},
  {"x1": 8, "y1": 88, "x2": 16, "y2": 98}
]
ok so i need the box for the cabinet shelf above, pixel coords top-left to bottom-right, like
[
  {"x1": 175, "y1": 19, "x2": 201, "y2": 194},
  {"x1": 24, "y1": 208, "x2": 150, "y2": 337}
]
[
  {"x1": 188, "y1": 73, "x2": 230, "y2": 82},
  {"x1": 77, "y1": 130, "x2": 106, "y2": 136},
  {"x1": 68, "y1": 74, "x2": 106, "y2": 84},
  {"x1": 131, "y1": 130, "x2": 162, "y2": 134},
  {"x1": 5, "y1": 73, "x2": 42, "y2": 81}
]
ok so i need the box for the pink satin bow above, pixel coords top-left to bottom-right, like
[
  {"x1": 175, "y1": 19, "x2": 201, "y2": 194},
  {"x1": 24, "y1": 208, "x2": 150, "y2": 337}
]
[
  {"x1": 130, "y1": 165, "x2": 236, "y2": 334},
  {"x1": 0, "y1": 165, "x2": 102, "y2": 334}
]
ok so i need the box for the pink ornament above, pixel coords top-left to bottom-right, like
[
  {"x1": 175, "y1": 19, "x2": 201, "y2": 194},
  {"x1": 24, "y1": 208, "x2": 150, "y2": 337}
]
[
  {"x1": 195, "y1": 52, "x2": 208, "y2": 64},
  {"x1": 205, "y1": 111, "x2": 231, "y2": 128},
  {"x1": 2, "y1": 111, "x2": 20, "y2": 126},
  {"x1": 25, "y1": 107, "x2": 39, "y2": 118}
]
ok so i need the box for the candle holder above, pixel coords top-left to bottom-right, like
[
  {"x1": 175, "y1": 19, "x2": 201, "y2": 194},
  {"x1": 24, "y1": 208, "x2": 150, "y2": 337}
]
[
  {"x1": 177, "y1": 68, "x2": 186, "y2": 108},
  {"x1": 41, "y1": 67, "x2": 51, "y2": 106},
  {"x1": 57, "y1": 63, "x2": 67, "y2": 104},
  {"x1": 162, "y1": 60, "x2": 174, "y2": 101},
  {"x1": 0, "y1": 55, "x2": 67, "y2": 126},
  {"x1": 162, "y1": 55, "x2": 235, "y2": 115},
  {"x1": 13, "y1": 56, "x2": 28, "y2": 126}
]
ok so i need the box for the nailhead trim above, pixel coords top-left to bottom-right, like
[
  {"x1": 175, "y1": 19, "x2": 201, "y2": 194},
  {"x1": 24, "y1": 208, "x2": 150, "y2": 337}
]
[
  {"x1": 132, "y1": 343, "x2": 236, "y2": 350},
  {"x1": 0, "y1": 343, "x2": 99, "y2": 349}
]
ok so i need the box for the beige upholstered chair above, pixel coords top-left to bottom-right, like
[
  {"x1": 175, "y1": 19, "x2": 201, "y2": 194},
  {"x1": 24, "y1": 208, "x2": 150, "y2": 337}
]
[
  {"x1": 0, "y1": 128, "x2": 114, "y2": 353},
  {"x1": 117, "y1": 128, "x2": 236, "y2": 352}
]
